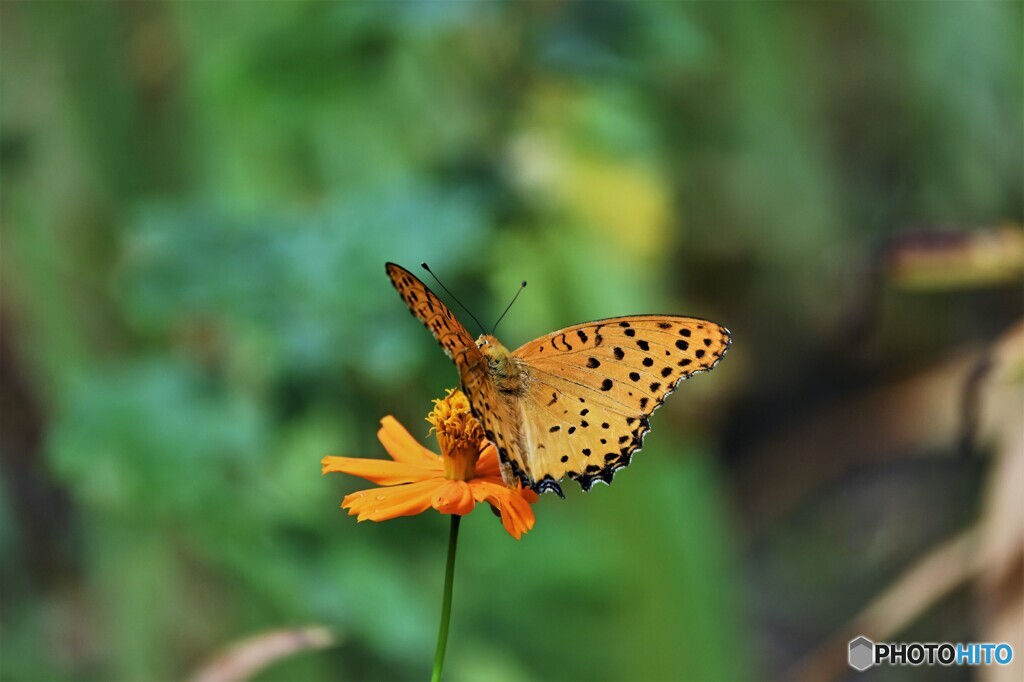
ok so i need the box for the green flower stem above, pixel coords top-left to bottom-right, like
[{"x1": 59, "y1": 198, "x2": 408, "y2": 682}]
[{"x1": 431, "y1": 514, "x2": 461, "y2": 682}]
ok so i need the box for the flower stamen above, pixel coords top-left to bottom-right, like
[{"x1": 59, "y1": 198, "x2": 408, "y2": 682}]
[{"x1": 427, "y1": 389, "x2": 486, "y2": 482}]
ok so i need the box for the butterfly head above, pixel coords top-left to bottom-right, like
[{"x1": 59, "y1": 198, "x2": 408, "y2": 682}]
[
  {"x1": 476, "y1": 334, "x2": 522, "y2": 387},
  {"x1": 475, "y1": 334, "x2": 507, "y2": 357}
]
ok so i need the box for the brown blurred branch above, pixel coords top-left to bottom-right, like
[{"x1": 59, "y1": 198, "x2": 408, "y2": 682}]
[
  {"x1": 733, "y1": 349, "x2": 982, "y2": 536},
  {"x1": 735, "y1": 321, "x2": 1024, "y2": 538},
  {"x1": 789, "y1": 528, "x2": 981, "y2": 682},
  {"x1": 789, "y1": 322, "x2": 1023, "y2": 682},
  {"x1": 190, "y1": 626, "x2": 339, "y2": 682}
]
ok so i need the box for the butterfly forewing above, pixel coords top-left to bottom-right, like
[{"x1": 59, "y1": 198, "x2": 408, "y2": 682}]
[
  {"x1": 386, "y1": 263, "x2": 487, "y2": 382},
  {"x1": 386, "y1": 264, "x2": 524, "y2": 481},
  {"x1": 512, "y1": 316, "x2": 731, "y2": 492}
]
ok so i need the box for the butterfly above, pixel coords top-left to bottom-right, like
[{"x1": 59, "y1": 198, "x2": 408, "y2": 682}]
[{"x1": 386, "y1": 262, "x2": 731, "y2": 496}]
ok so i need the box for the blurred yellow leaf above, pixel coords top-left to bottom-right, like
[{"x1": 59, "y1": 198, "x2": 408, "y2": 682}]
[
  {"x1": 557, "y1": 152, "x2": 669, "y2": 260},
  {"x1": 509, "y1": 83, "x2": 671, "y2": 261}
]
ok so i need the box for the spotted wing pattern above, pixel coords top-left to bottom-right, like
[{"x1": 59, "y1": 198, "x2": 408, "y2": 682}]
[
  {"x1": 385, "y1": 263, "x2": 488, "y2": 397},
  {"x1": 511, "y1": 316, "x2": 731, "y2": 494}
]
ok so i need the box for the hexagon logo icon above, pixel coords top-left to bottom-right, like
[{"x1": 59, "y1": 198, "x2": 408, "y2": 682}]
[{"x1": 849, "y1": 636, "x2": 875, "y2": 671}]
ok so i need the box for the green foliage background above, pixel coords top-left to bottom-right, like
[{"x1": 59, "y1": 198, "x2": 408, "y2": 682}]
[{"x1": 2, "y1": 2, "x2": 1021, "y2": 681}]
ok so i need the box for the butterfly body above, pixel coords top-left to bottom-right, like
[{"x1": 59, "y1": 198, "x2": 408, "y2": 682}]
[{"x1": 386, "y1": 263, "x2": 731, "y2": 496}]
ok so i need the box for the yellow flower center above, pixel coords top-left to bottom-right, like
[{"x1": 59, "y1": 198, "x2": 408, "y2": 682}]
[{"x1": 427, "y1": 389, "x2": 486, "y2": 481}]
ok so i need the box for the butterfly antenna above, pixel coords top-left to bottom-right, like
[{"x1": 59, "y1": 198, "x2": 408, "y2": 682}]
[
  {"x1": 420, "y1": 262, "x2": 487, "y2": 336},
  {"x1": 492, "y1": 280, "x2": 527, "y2": 335}
]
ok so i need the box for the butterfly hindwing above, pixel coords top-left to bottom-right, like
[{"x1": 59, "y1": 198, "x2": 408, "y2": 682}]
[{"x1": 512, "y1": 316, "x2": 731, "y2": 492}]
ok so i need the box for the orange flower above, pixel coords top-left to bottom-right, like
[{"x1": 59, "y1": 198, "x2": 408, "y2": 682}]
[{"x1": 322, "y1": 390, "x2": 538, "y2": 539}]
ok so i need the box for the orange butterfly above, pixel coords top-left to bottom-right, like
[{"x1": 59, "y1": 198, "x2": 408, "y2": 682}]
[{"x1": 387, "y1": 263, "x2": 731, "y2": 496}]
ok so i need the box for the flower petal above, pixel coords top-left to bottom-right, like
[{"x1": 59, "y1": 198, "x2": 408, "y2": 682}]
[
  {"x1": 322, "y1": 456, "x2": 438, "y2": 485},
  {"x1": 474, "y1": 444, "x2": 502, "y2": 478},
  {"x1": 470, "y1": 480, "x2": 537, "y2": 539},
  {"x1": 377, "y1": 416, "x2": 442, "y2": 467},
  {"x1": 342, "y1": 479, "x2": 440, "y2": 522},
  {"x1": 474, "y1": 475, "x2": 539, "y2": 503},
  {"x1": 431, "y1": 480, "x2": 475, "y2": 516}
]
